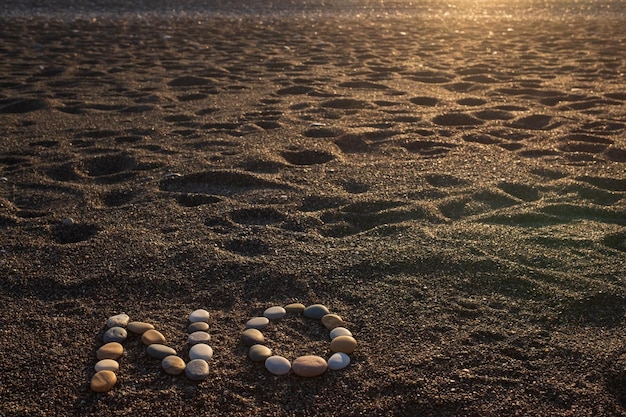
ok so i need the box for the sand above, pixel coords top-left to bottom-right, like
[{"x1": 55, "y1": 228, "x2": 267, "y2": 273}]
[{"x1": 1, "y1": 3, "x2": 626, "y2": 416}]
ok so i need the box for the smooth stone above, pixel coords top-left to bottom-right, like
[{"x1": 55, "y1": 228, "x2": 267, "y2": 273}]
[
  {"x1": 94, "y1": 359, "x2": 119, "y2": 372},
  {"x1": 90, "y1": 370, "x2": 117, "y2": 392},
  {"x1": 103, "y1": 326, "x2": 127, "y2": 343},
  {"x1": 162, "y1": 355, "x2": 186, "y2": 375},
  {"x1": 248, "y1": 344, "x2": 272, "y2": 362},
  {"x1": 330, "y1": 327, "x2": 353, "y2": 340},
  {"x1": 106, "y1": 313, "x2": 130, "y2": 328},
  {"x1": 321, "y1": 314, "x2": 344, "y2": 330},
  {"x1": 189, "y1": 309, "x2": 210, "y2": 323},
  {"x1": 188, "y1": 331, "x2": 211, "y2": 345},
  {"x1": 141, "y1": 329, "x2": 166, "y2": 345},
  {"x1": 189, "y1": 344, "x2": 213, "y2": 361},
  {"x1": 303, "y1": 304, "x2": 330, "y2": 319},
  {"x1": 330, "y1": 335, "x2": 357, "y2": 354},
  {"x1": 328, "y1": 352, "x2": 351, "y2": 370},
  {"x1": 188, "y1": 322, "x2": 209, "y2": 333},
  {"x1": 96, "y1": 342, "x2": 124, "y2": 360},
  {"x1": 263, "y1": 306, "x2": 286, "y2": 321},
  {"x1": 265, "y1": 356, "x2": 291, "y2": 376},
  {"x1": 292, "y1": 355, "x2": 327, "y2": 377},
  {"x1": 242, "y1": 328, "x2": 264, "y2": 346},
  {"x1": 185, "y1": 359, "x2": 210, "y2": 381},
  {"x1": 146, "y1": 344, "x2": 177, "y2": 359},
  {"x1": 246, "y1": 316, "x2": 270, "y2": 329},
  {"x1": 127, "y1": 321, "x2": 155, "y2": 334},
  {"x1": 284, "y1": 303, "x2": 306, "y2": 314},
  {"x1": 61, "y1": 217, "x2": 74, "y2": 226}
]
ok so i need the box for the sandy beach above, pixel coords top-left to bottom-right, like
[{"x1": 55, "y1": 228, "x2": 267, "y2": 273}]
[{"x1": 1, "y1": 1, "x2": 626, "y2": 415}]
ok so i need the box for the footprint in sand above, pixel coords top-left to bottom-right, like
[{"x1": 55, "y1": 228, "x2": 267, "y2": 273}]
[
  {"x1": 509, "y1": 114, "x2": 561, "y2": 130},
  {"x1": 432, "y1": 113, "x2": 484, "y2": 126},
  {"x1": 281, "y1": 149, "x2": 336, "y2": 166},
  {"x1": 0, "y1": 98, "x2": 50, "y2": 113},
  {"x1": 159, "y1": 170, "x2": 288, "y2": 196},
  {"x1": 52, "y1": 221, "x2": 99, "y2": 244},
  {"x1": 399, "y1": 140, "x2": 458, "y2": 157}
]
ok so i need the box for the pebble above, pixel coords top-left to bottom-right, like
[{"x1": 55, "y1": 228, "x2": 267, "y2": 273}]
[
  {"x1": 146, "y1": 344, "x2": 177, "y2": 359},
  {"x1": 90, "y1": 370, "x2": 117, "y2": 392},
  {"x1": 292, "y1": 355, "x2": 327, "y2": 377},
  {"x1": 330, "y1": 327, "x2": 353, "y2": 340},
  {"x1": 61, "y1": 217, "x2": 75, "y2": 226},
  {"x1": 127, "y1": 321, "x2": 155, "y2": 334},
  {"x1": 141, "y1": 329, "x2": 166, "y2": 345},
  {"x1": 303, "y1": 304, "x2": 330, "y2": 319},
  {"x1": 94, "y1": 359, "x2": 119, "y2": 372},
  {"x1": 265, "y1": 356, "x2": 291, "y2": 376},
  {"x1": 189, "y1": 344, "x2": 214, "y2": 361},
  {"x1": 284, "y1": 303, "x2": 306, "y2": 314},
  {"x1": 242, "y1": 328, "x2": 265, "y2": 346},
  {"x1": 330, "y1": 335, "x2": 357, "y2": 354},
  {"x1": 106, "y1": 313, "x2": 130, "y2": 328},
  {"x1": 245, "y1": 316, "x2": 270, "y2": 329},
  {"x1": 0, "y1": 177, "x2": 7, "y2": 183},
  {"x1": 321, "y1": 314, "x2": 344, "y2": 330},
  {"x1": 263, "y1": 306, "x2": 286, "y2": 320},
  {"x1": 162, "y1": 355, "x2": 186, "y2": 375},
  {"x1": 185, "y1": 358, "x2": 210, "y2": 381},
  {"x1": 96, "y1": 342, "x2": 124, "y2": 360},
  {"x1": 189, "y1": 309, "x2": 210, "y2": 323},
  {"x1": 328, "y1": 352, "x2": 351, "y2": 370},
  {"x1": 188, "y1": 321, "x2": 209, "y2": 333},
  {"x1": 188, "y1": 331, "x2": 211, "y2": 345},
  {"x1": 248, "y1": 344, "x2": 272, "y2": 362},
  {"x1": 103, "y1": 326, "x2": 127, "y2": 343}
]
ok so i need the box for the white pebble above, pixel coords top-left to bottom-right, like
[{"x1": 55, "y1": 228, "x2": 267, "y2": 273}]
[
  {"x1": 330, "y1": 327, "x2": 352, "y2": 340},
  {"x1": 188, "y1": 331, "x2": 211, "y2": 345},
  {"x1": 189, "y1": 343, "x2": 213, "y2": 361},
  {"x1": 185, "y1": 358, "x2": 210, "y2": 381},
  {"x1": 263, "y1": 306, "x2": 286, "y2": 321},
  {"x1": 328, "y1": 352, "x2": 351, "y2": 370},
  {"x1": 106, "y1": 313, "x2": 130, "y2": 328},
  {"x1": 265, "y1": 355, "x2": 291, "y2": 376},
  {"x1": 189, "y1": 309, "x2": 210, "y2": 323}
]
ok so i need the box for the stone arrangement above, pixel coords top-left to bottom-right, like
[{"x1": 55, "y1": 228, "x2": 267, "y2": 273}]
[
  {"x1": 90, "y1": 304, "x2": 353, "y2": 392},
  {"x1": 90, "y1": 309, "x2": 214, "y2": 392},
  {"x1": 242, "y1": 303, "x2": 357, "y2": 377}
]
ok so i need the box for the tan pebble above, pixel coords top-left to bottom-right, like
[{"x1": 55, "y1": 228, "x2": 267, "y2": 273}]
[
  {"x1": 141, "y1": 329, "x2": 166, "y2": 345},
  {"x1": 127, "y1": 321, "x2": 155, "y2": 334},
  {"x1": 321, "y1": 313, "x2": 344, "y2": 330},
  {"x1": 292, "y1": 355, "x2": 327, "y2": 377},
  {"x1": 95, "y1": 359, "x2": 119, "y2": 372},
  {"x1": 242, "y1": 328, "x2": 264, "y2": 346},
  {"x1": 284, "y1": 303, "x2": 305, "y2": 314},
  {"x1": 246, "y1": 316, "x2": 269, "y2": 329},
  {"x1": 249, "y1": 344, "x2": 272, "y2": 362},
  {"x1": 330, "y1": 335, "x2": 357, "y2": 354},
  {"x1": 162, "y1": 355, "x2": 186, "y2": 375},
  {"x1": 96, "y1": 342, "x2": 124, "y2": 360},
  {"x1": 188, "y1": 321, "x2": 209, "y2": 333},
  {"x1": 90, "y1": 370, "x2": 117, "y2": 392}
]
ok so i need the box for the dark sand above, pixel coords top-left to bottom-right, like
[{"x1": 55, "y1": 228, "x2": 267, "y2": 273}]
[{"x1": 1, "y1": 2, "x2": 626, "y2": 415}]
